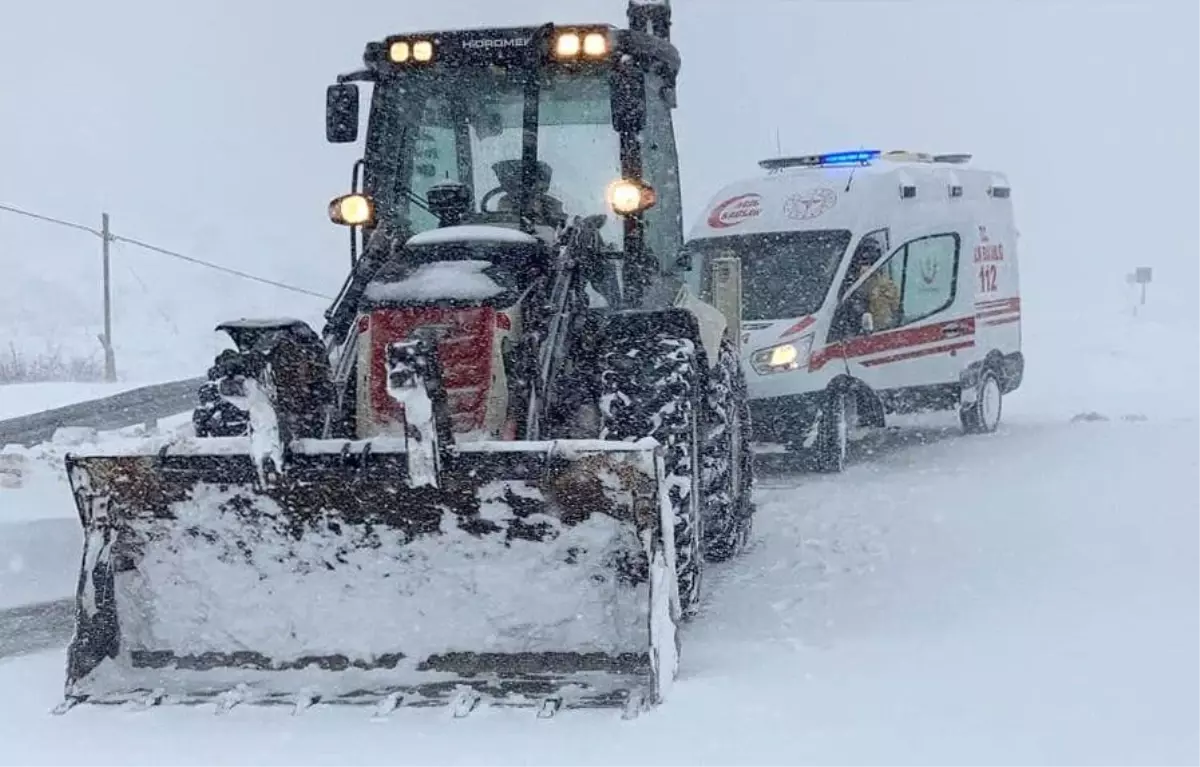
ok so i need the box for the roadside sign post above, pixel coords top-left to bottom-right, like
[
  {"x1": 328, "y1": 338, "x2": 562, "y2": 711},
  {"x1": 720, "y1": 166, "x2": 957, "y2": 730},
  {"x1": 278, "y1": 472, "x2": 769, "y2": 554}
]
[
  {"x1": 99, "y1": 213, "x2": 117, "y2": 382},
  {"x1": 1127, "y1": 267, "x2": 1153, "y2": 315}
]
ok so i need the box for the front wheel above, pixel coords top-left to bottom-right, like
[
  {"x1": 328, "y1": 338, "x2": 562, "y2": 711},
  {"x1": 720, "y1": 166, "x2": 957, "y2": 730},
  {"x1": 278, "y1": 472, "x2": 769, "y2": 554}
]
[
  {"x1": 813, "y1": 387, "x2": 849, "y2": 473},
  {"x1": 961, "y1": 368, "x2": 1003, "y2": 434}
]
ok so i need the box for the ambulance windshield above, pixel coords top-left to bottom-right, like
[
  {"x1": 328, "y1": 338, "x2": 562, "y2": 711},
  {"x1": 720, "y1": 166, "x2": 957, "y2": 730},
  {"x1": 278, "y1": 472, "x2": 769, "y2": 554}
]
[{"x1": 693, "y1": 230, "x2": 852, "y2": 321}]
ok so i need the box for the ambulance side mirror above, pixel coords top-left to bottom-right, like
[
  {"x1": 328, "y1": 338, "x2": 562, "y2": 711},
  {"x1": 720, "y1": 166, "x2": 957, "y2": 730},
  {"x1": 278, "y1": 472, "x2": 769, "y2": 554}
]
[
  {"x1": 860, "y1": 311, "x2": 875, "y2": 334},
  {"x1": 674, "y1": 248, "x2": 694, "y2": 271}
]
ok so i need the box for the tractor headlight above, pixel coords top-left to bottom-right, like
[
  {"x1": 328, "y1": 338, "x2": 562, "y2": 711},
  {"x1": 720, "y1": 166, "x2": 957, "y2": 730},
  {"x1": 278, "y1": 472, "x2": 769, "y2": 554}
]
[
  {"x1": 329, "y1": 193, "x2": 375, "y2": 227},
  {"x1": 750, "y1": 336, "x2": 813, "y2": 375},
  {"x1": 607, "y1": 179, "x2": 657, "y2": 216}
]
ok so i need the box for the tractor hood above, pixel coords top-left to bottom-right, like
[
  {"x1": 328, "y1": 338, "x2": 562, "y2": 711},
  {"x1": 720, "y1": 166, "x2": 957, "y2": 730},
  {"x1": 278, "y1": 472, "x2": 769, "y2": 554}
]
[{"x1": 361, "y1": 225, "x2": 545, "y2": 309}]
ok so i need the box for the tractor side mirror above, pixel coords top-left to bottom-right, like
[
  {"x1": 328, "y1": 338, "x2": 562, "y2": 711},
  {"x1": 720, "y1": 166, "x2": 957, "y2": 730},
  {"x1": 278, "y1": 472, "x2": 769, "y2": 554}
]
[
  {"x1": 610, "y1": 69, "x2": 646, "y2": 133},
  {"x1": 326, "y1": 84, "x2": 360, "y2": 144}
]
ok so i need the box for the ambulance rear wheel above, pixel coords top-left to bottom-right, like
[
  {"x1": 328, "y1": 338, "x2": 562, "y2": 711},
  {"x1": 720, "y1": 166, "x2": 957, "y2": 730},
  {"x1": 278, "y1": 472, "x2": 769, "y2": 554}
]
[
  {"x1": 961, "y1": 369, "x2": 1003, "y2": 434},
  {"x1": 813, "y1": 387, "x2": 849, "y2": 473}
]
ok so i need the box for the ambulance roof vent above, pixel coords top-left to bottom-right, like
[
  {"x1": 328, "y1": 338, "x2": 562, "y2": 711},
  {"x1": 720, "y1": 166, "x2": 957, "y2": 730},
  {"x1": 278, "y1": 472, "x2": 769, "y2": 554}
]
[{"x1": 759, "y1": 149, "x2": 881, "y2": 171}]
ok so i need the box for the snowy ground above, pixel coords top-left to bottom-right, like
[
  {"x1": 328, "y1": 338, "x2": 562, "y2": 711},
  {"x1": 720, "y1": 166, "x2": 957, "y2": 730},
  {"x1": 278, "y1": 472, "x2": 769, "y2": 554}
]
[{"x1": 0, "y1": 309, "x2": 1196, "y2": 765}]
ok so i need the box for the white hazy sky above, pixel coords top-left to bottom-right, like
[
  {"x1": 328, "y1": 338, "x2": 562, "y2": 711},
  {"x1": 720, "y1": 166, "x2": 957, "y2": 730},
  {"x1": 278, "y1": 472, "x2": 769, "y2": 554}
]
[{"x1": 1, "y1": 0, "x2": 1196, "y2": 378}]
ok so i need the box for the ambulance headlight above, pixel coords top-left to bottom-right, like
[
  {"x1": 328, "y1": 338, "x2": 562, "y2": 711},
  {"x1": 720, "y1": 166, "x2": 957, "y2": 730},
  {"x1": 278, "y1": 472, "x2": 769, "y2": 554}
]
[{"x1": 751, "y1": 336, "x2": 813, "y2": 375}]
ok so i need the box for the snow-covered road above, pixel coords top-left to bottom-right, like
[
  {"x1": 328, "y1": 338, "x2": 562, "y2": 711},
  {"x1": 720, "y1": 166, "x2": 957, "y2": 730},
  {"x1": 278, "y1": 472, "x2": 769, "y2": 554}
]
[
  {"x1": 1, "y1": 306, "x2": 1196, "y2": 764},
  {"x1": 1, "y1": 412, "x2": 1195, "y2": 765}
]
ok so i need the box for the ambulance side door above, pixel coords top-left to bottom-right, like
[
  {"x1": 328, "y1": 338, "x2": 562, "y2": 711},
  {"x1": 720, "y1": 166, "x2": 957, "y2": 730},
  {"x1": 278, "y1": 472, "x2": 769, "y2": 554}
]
[{"x1": 834, "y1": 231, "x2": 968, "y2": 397}]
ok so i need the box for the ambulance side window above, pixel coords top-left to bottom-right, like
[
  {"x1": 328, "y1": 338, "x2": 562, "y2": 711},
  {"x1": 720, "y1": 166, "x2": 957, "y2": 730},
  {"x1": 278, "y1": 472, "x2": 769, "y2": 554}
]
[
  {"x1": 898, "y1": 233, "x2": 960, "y2": 324},
  {"x1": 832, "y1": 231, "x2": 959, "y2": 339},
  {"x1": 837, "y1": 229, "x2": 890, "y2": 299}
]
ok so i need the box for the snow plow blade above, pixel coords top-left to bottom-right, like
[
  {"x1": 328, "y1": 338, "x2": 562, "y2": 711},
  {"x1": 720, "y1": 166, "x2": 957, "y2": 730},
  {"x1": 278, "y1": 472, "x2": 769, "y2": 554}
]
[{"x1": 59, "y1": 437, "x2": 678, "y2": 715}]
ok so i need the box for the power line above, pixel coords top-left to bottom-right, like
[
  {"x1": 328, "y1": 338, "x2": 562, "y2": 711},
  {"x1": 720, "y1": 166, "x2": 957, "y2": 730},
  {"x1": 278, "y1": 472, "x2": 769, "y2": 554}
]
[
  {"x1": 0, "y1": 202, "x2": 333, "y2": 300},
  {"x1": 110, "y1": 235, "x2": 334, "y2": 300},
  {"x1": 0, "y1": 203, "x2": 102, "y2": 237}
]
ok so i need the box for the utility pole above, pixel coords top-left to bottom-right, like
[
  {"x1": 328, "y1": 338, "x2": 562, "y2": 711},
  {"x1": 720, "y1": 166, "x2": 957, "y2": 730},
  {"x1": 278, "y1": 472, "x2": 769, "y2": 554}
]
[{"x1": 100, "y1": 212, "x2": 116, "y2": 382}]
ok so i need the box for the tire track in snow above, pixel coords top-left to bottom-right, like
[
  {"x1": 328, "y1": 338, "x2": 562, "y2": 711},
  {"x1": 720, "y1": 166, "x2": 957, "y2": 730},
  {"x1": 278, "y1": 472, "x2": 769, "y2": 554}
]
[{"x1": 0, "y1": 598, "x2": 73, "y2": 660}]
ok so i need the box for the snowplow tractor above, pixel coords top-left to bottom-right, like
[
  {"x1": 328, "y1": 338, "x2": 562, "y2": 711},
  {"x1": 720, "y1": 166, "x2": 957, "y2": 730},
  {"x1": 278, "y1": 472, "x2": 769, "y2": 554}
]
[{"x1": 60, "y1": 0, "x2": 755, "y2": 717}]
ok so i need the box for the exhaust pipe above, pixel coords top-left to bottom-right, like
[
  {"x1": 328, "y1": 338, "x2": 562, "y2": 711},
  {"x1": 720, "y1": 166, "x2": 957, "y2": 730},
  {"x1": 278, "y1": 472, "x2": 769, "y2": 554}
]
[{"x1": 627, "y1": 0, "x2": 672, "y2": 41}]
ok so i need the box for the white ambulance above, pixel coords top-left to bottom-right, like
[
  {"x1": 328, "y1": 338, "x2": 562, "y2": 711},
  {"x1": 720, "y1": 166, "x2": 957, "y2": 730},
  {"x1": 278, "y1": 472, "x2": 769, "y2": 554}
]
[{"x1": 684, "y1": 149, "x2": 1023, "y2": 472}]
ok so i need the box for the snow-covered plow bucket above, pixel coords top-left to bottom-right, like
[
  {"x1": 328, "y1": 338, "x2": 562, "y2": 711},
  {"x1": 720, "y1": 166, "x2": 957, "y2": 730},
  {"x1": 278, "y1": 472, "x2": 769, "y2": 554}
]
[{"x1": 57, "y1": 436, "x2": 678, "y2": 718}]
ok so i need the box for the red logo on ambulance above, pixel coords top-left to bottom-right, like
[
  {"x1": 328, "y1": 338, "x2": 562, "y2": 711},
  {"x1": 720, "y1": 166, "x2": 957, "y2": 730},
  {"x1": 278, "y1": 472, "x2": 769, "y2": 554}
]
[{"x1": 707, "y1": 194, "x2": 762, "y2": 229}]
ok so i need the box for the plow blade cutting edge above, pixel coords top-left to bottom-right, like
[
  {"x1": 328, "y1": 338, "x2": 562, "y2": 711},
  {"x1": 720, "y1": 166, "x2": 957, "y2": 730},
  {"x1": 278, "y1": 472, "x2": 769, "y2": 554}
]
[{"x1": 58, "y1": 436, "x2": 679, "y2": 715}]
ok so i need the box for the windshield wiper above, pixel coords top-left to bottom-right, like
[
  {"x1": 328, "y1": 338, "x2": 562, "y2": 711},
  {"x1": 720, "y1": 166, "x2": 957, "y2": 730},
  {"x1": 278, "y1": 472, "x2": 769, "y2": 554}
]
[{"x1": 401, "y1": 188, "x2": 433, "y2": 216}]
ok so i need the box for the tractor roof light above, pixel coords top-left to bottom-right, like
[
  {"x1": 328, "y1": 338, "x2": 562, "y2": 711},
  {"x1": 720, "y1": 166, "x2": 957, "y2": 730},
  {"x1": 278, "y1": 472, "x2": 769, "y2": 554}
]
[
  {"x1": 607, "y1": 179, "x2": 657, "y2": 216},
  {"x1": 554, "y1": 29, "x2": 609, "y2": 60},
  {"x1": 412, "y1": 40, "x2": 434, "y2": 62},
  {"x1": 582, "y1": 32, "x2": 609, "y2": 57},
  {"x1": 389, "y1": 41, "x2": 410, "y2": 63},
  {"x1": 329, "y1": 193, "x2": 375, "y2": 227},
  {"x1": 389, "y1": 39, "x2": 434, "y2": 64},
  {"x1": 555, "y1": 32, "x2": 582, "y2": 58}
]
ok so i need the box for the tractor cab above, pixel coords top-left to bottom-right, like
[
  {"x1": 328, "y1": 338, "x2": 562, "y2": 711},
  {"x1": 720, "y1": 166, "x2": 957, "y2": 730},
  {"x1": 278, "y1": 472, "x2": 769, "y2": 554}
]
[{"x1": 324, "y1": 18, "x2": 684, "y2": 283}]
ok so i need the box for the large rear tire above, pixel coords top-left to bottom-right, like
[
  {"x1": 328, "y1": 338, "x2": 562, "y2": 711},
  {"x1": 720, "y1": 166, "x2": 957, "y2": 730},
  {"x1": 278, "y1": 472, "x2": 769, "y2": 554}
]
[
  {"x1": 702, "y1": 337, "x2": 755, "y2": 562},
  {"x1": 599, "y1": 334, "x2": 705, "y2": 620}
]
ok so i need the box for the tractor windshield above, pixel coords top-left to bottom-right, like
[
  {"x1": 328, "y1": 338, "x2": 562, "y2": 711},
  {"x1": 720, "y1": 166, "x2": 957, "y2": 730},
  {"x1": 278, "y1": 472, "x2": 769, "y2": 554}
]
[{"x1": 367, "y1": 67, "x2": 623, "y2": 247}]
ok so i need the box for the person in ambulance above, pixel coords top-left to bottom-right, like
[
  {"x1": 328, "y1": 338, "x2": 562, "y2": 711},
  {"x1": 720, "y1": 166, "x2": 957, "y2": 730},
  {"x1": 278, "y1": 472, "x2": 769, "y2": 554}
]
[{"x1": 846, "y1": 237, "x2": 900, "y2": 332}]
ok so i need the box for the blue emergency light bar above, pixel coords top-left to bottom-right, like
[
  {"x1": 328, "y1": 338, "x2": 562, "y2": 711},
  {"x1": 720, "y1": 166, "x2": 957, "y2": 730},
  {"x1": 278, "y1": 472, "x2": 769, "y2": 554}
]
[
  {"x1": 758, "y1": 149, "x2": 881, "y2": 171},
  {"x1": 817, "y1": 149, "x2": 881, "y2": 165}
]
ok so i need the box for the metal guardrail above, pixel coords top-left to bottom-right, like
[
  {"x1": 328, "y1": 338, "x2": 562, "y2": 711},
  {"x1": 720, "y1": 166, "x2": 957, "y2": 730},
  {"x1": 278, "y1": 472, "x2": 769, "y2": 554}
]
[{"x1": 0, "y1": 377, "x2": 205, "y2": 448}]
